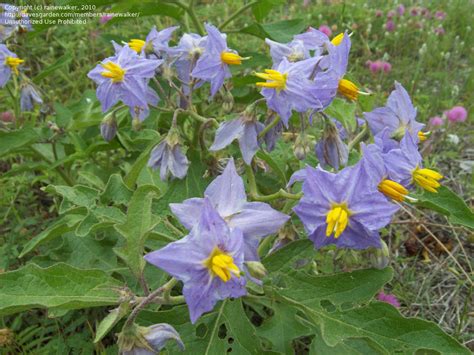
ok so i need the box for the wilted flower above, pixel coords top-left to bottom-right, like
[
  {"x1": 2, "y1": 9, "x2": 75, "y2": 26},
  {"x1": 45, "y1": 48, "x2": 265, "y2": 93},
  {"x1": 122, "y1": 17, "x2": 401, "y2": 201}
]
[
  {"x1": 210, "y1": 109, "x2": 264, "y2": 164},
  {"x1": 377, "y1": 291, "x2": 400, "y2": 308},
  {"x1": 293, "y1": 133, "x2": 313, "y2": 160},
  {"x1": 87, "y1": 44, "x2": 161, "y2": 115},
  {"x1": 0, "y1": 328, "x2": 14, "y2": 346},
  {"x1": 318, "y1": 25, "x2": 332, "y2": 37},
  {"x1": 446, "y1": 106, "x2": 467, "y2": 122},
  {"x1": 119, "y1": 323, "x2": 184, "y2": 354},
  {"x1": 20, "y1": 83, "x2": 43, "y2": 111},
  {"x1": 293, "y1": 162, "x2": 398, "y2": 249},
  {"x1": 0, "y1": 44, "x2": 24, "y2": 87},
  {"x1": 385, "y1": 20, "x2": 396, "y2": 32},
  {"x1": 429, "y1": 116, "x2": 444, "y2": 127},
  {"x1": 148, "y1": 131, "x2": 189, "y2": 181},
  {"x1": 145, "y1": 200, "x2": 247, "y2": 323},
  {"x1": 192, "y1": 23, "x2": 247, "y2": 97},
  {"x1": 169, "y1": 158, "x2": 289, "y2": 261},
  {"x1": 315, "y1": 120, "x2": 348, "y2": 170},
  {"x1": 127, "y1": 26, "x2": 178, "y2": 56},
  {"x1": 255, "y1": 56, "x2": 327, "y2": 125},
  {"x1": 263, "y1": 114, "x2": 283, "y2": 152},
  {"x1": 265, "y1": 38, "x2": 309, "y2": 64},
  {"x1": 384, "y1": 132, "x2": 443, "y2": 193},
  {"x1": 364, "y1": 81, "x2": 425, "y2": 141}
]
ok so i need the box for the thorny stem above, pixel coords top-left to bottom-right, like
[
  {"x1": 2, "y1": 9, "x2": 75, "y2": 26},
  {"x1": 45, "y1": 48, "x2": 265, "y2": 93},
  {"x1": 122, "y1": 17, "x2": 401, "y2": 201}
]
[
  {"x1": 123, "y1": 278, "x2": 179, "y2": 329},
  {"x1": 219, "y1": 1, "x2": 259, "y2": 30},
  {"x1": 258, "y1": 113, "x2": 280, "y2": 139}
]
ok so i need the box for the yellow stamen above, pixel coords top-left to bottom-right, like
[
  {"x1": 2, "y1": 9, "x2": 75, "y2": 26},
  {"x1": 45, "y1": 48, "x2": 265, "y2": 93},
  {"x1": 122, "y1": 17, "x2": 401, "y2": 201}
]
[
  {"x1": 255, "y1": 69, "x2": 288, "y2": 91},
  {"x1": 412, "y1": 167, "x2": 443, "y2": 193},
  {"x1": 378, "y1": 179, "x2": 408, "y2": 202},
  {"x1": 5, "y1": 56, "x2": 24, "y2": 75},
  {"x1": 100, "y1": 61, "x2": 126, "y2": 83},
  {"x1": 331, "y1": 33, "x2": 344, "y2": 46},
  {"x1": 203, "y1": 247, "x2": 240, "y2": 283},
  {"x1": 418, "y1": 131, "x2": 428, "y2": 142},
  {"x1": 325, "y1": 203, "x2": 351, "y2": 239},
  {"x1": 221, "y1": 51, "x2": 246, "y2": 65},
  {"x1": 338, "y1": 79, "x2": 359, "y2": 101},
  {"x1": 128, "y1": 39, "x2": 146, "y2": 53}
]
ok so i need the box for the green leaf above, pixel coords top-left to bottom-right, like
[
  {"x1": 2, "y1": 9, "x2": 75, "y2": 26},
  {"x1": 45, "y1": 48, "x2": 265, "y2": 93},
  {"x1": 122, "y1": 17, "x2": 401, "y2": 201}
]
[
  {"x1": 94, "y1": 303, "x2": 130, "y2": 343},
  {"x1": 44, "y1": 184, "x2": 99, "y2": 209},
  {"x1": 19, "y1": 214, "x2": 83, "y2": 258},
  {"x1": 240, "y1": 19, "x2": 306, "y2": 43},
  {"x1": 33, "y1": 52, "x2": 72, "y2": 83},
  {"x1": 257, "y1": 301, "x2": 312, "y2": 354},
  {"x1": 139, "y1": 299, "x2": 261, "y2": 354},
  {"x1": 124, "y1": 141, "x2": 158, "y2": 189},
  {"x1": 114, "y1": 185, "x2": 160, "y2": 277},
  {"x1": 251, "y1": 0, "x2": 285, "y2": 22},
  {"x1": 0, "y1": 263, "x2": 121, "y2": 316},
  {"x1": 414, "y1": 186, "x2": 474, "y2": 229},
  {"x1": 0, "y1": 128, "x2": 40, "y2": 156},
  {"x1": 263, "y1": 239, "x2": 314, "y2": 273},
  {"x1": 324, "y1": 98, "x2": 357, "y2": 134},
  {"x1": 308, "y1": 302, "x2": 469, "y2": 354},
  {"x1": 101, "y1": 174, "x2": 134, "y2": 205},
  {"x1": 276, "y1": 268, "x2": 393, "y2": 309}
]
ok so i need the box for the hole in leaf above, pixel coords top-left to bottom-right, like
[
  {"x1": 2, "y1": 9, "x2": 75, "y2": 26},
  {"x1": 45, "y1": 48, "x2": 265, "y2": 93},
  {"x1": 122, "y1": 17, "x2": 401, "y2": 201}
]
[
  {"x1": 217, "y1": 323, "x2": 227, "y2": 339},
  {"x1": 320, "y1": 299, "x2": 336, "y2": 312},
  {"x1": 227, "y1": 347, "x2": 232, "y2": 352},
  {"x1": 228, "y1": 337, "x2": 234, "y2": 344},
  {"x1": 195, "y1": 323, "x2": 207, "y2": 338}
]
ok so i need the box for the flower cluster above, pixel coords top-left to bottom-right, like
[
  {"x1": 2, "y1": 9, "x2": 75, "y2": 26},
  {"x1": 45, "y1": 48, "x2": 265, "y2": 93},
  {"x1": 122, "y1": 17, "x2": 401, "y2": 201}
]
[
  {"x1": 0, "y1": 7, "x2": 42, "y2": 117},
  {"x1": 146, "y1": 159, "x2": 288, "y2": 322}
]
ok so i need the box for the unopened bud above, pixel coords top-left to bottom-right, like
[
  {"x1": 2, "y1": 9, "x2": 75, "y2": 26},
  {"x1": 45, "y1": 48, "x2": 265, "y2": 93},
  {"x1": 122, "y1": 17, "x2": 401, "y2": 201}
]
[
  {"x1": 293, "y1": 134, "x2": 312, "y2": 160},
  {"x1": 222, "y1": 91, "x2": 234, "y2": 113},
  {"x1": 370, "y1": 240, "x2": 390, "y2": 269},
  {"x1": 100, "y1": 112, "x2": 117, "y2": 142},
  {"x1": 132, "y1": 117, "x2": 141, "y2": 131},
  {"x1": 245, "y1": 261, "x2": 267, "y2": 280}
]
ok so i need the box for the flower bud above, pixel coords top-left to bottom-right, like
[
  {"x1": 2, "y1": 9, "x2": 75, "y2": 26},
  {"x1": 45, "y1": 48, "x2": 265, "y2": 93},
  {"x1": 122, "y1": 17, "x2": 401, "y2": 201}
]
[
  {"x1": 100, "y1": 112, "x2": 117, "y2": 142},
  {"x1": 293, "y1": 134, "x2": 312, "y2": 160},
  {"x1": 315, "y1": 122, "x2": 348, "y2": 170},
  {"x1": 245, "y1": 261, "x2": 267, "y2": 280},
  {"x1": 369, "y1": 240, "x2": 390, "y2": 269},
  {"x1": 119, "y1": 323, "x2": 184, "y2": 354},
  {"x1": 132, "y1": 117, "x2": 142, "y2": 131},
  {"x1": 222, "y1": 91, "x2": 234, "y2": 113},
  {"x1": 0, "y1": 111, "x2": 14, "y2": 123}
]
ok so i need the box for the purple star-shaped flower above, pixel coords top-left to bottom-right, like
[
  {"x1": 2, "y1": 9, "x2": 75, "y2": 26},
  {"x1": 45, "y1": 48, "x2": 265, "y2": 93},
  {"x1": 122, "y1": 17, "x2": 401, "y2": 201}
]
[
  {"x1": 191, "y1": 24, "x2": 244, "y2": 97},
  {"x1": 265, "y1": 38, "x2": 310, "y2": 65},
  {"x1": 256, "y1": 56, "x2": 327, "y2": 125},
  {"x1": 293, "y1": 162, "x2": 398, "y2": 249},
  {"x1": 87, "y1": 44, "x2": 161, "y2": 114},
  {"x1": 145, "y1": 199, "x2": 246, "y2": 323},
  {"x1": 0, "y1": 44, "x2": 22, "y2": 87},
  {"x1": 209, "y1": 113, "x2": 264, "y2": 165},
  {"x1": 148, "y1": 138, "x2": 189, "y2": 181},
  {"x1": 170, "y1": 158, "x2": 289, "y2": 261},
  {"x1": 364, "y1": 81, "x2": 424, "y2": 139}
]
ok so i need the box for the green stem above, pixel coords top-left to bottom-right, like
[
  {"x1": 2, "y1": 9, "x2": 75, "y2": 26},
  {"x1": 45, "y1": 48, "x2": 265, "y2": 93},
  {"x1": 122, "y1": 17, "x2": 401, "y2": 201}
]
[
  {"x1": 173, "y1": 1, "x2": 205, "y2": 35},
  {"x1": 348, "y1": 122, "x2": 369, "y2": 151},
  {"x1": 246, "y1": 165, "x2": 301, "y2": 202},
  {"x1": 123, "y1": 278, "x2": 178, "y2": 329},
  {"x1": 258, "y1": 114, "x2": 280, "y2": 139},
  {"x1": 30, "y1": 146, "x2": 74, "y2": 186},
  {"x1": 219, "y1": 1, "x2": 259, "y2": 30},
  {"x1": 245, "y1": 164, "x2": 258, "y2": 197}
]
